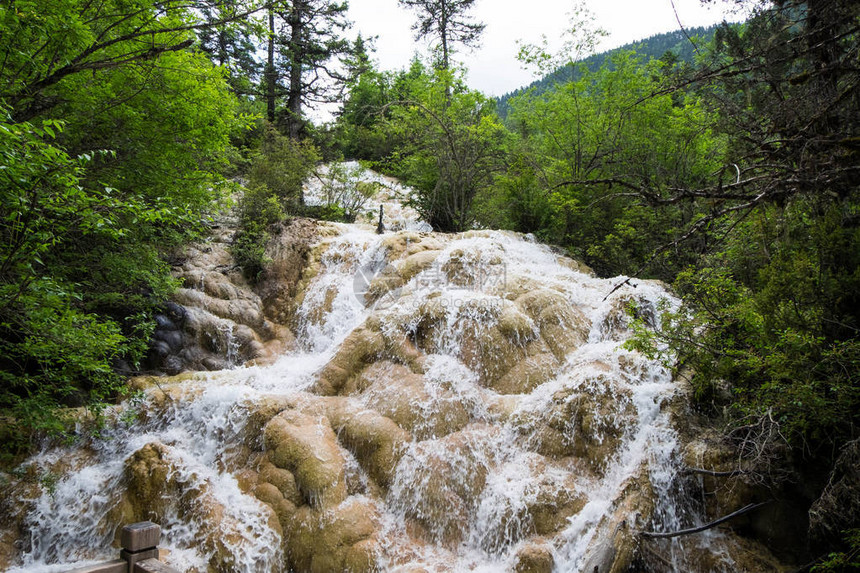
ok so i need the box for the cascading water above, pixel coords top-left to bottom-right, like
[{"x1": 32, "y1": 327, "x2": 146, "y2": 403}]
[{"x1": 2, "y1": 164, "x2": 743, "y2": 572}]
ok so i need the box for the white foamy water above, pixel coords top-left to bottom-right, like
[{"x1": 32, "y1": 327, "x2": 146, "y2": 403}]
[
  {"x1": 5, "y1": 164, "x2": 735, "y2": 573},
  {"x1": 304, "y1": 161, "x2": 431, "y2": 232}
]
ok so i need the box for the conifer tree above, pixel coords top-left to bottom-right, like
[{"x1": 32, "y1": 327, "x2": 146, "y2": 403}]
[
  {"x1": 266, "y1": 0, "x2": 353, "y2": 138},
  {"x1": 197, "y1": 0, "x2": 262, "y2": 94},
  {"x1": 397, "y1": 0, "x2": 485, "y2": 70}
]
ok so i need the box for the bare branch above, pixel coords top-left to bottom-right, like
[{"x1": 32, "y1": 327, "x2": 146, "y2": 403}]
[{"x1": 640, "y1": 502, "x2": 769, "y2": 539}]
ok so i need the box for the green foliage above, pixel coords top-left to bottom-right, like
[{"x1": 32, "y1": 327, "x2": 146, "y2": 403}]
[
  {"x1": 497, "y1": 24, "x2": 722, "y2": 118},
  {"x1": 380, "y1": 65, "x2": 508, "y2": 231},
  {"x1": 397, "y1": 0, "x2": 485, "y2": 71},
  {"x1": 334, "y1": 66, "x2": 401, "y2": 161},
  {"x1": 240, "y1": 183, "x2": 286, "y2": 227},
  {"x1": 0, "y1": 0, "x2": 235, "y2": 123},
  {"x1": 55, "y1": 49, "x2": 242, "y2": 206},
  {"x1": 247, "y1": 126, "x2": 319, "y2": 208},
  {"x1": 814, "y1": 530, "x2": 860, "y2": 572},
  {"x1": 196, "y1": 0, "x2": 264, "y2": 94},
  {"x1": 628, "y1": 203, "x2": 860, "y2": 455},
  {"x1": 472, "y1": 156, "x2": 550, "y2": 232},
  {"x1": 233, "y1": 180, "x2": 284, "y2": 283},
  {"x1": 232, "y1": 221, "x2": 272, "y2": 284},
  {"x1": 0, "y1": 284, "x2": 127, "y2": 429},
  {"x1": 0, "y1": 115, "x2": 130, "y2": 447},
  {"x1": 622, "y1": 0, "x2": 860, "y2": 474},
  {"x1": 233, "y1": 124, "x2": 320, "y2": 281},
  {"x1": 503, "y1": 51, "x2": 722, "y2": 276},
  {"x1": 334, "y1": 59, "x2": 508, "y2": 231},
  {"x1": 263, "y1": 0, "x2": 353, "y2": 137},
  {"x1": 0, "y1": 0, "x2": 246, "y2": 449},
  {"x1": 294, "y1": 203, "x2": 349, "y2": 222},
  {"x1": 317, "y1": 163, "x2": 378, "y2": 222}
]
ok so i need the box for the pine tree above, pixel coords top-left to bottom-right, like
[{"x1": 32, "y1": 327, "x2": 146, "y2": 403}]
[
  {"x1": 196, "y1": 0, "x2": 262, "y2": 95},
  {"x1": 267, "y1": 0, "x2": 353, "y2": 138},
  {"x1": 397, "y1": 0, "x2": 485, "y2": 71},
  {"x1": 343, "y1": 34, "x2": 376, "y2": 84}
]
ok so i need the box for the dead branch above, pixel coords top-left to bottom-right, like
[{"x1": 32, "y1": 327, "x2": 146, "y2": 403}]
[
  {"x1": 640, "y1": 502, "x2": 769, "y2": 539},
  {"x1": 602, "y1": 277, "x2": 637, "y2": 301},
  {"x1": 683, "y1": 467, "x2": 749, "y2": 478}
]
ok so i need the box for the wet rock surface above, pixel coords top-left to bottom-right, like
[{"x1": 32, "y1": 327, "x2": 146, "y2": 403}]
[{"x1": 145, "y1": 218, "x2": 318, "y2": 375}]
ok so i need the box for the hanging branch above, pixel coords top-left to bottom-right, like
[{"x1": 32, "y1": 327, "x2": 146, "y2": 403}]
[
  {"x1": 5, "y1": 0, "x2": 272, "y2": 121},
  {"x1": 669, "y1": 0, "x2": 702, "y2": 58},
  {"x1": 602, "y1": 277, "x2": 637, "y2": 302},
  {"x1": 683, "y1": 467, "x2": 749, "y2": 478},
  {"x1": 639, "y1": 502, "x2": 769, "y2": 539}
]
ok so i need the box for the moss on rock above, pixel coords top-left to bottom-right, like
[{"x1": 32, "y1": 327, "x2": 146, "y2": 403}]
[{"x1": 264, "y1": 410, "x2": 348, "y2": 509}]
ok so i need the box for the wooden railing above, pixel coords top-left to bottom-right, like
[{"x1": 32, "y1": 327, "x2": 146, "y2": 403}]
[{"x1": 66, "y1": 522, "x2": 180, "y2": 573}]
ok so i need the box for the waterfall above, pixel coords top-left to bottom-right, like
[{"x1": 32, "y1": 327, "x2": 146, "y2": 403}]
[{"x1": 3, "y1": 164, "x2": 742, "y2": 573}]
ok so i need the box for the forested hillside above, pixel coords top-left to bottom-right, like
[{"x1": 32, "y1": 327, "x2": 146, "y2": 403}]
[
  {"x1": 496, "y1": 24, "x2": 721, "y2": 118},
  {"x1": 1, "y1": 0, "x2": 858, "y2": 567}
]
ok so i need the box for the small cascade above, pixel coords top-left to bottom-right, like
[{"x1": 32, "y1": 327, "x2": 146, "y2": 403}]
[
  {"x1": 293, "y1": 226, "x2": 381, "y2": 352},
  {"x1": 304, "y1": 161, "x2": 428, "y2": 231},
  {"x1": 222, "y1": 323, "x2": 240, "y2": 367},
  {"x1": 8, "y1": 383, "x2": 286, "y2": 573},
  {"x1": 2, "y1": 164, "x2": 753, "y2": 573}
]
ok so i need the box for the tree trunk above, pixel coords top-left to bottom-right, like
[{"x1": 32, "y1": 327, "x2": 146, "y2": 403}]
[
  {"x1": 806, "y1": 0, "x2": 840, "y2": 133},
  {"x1": 286, "y1": 0, "x2": 306, "y2": 139},
  {"x1": 440, "y1": 1, "x2": 451, "y2": 101},
  {"x1": 266, "y1": 7, "x2": 276, "y2": 123},
  {"x1": 440, "y1": 6, "x2": 449, "y2": 71}
]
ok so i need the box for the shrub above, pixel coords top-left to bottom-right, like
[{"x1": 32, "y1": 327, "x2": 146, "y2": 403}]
[{"x1": 247, "y1": 125, "x2": 319, "y2": 210}]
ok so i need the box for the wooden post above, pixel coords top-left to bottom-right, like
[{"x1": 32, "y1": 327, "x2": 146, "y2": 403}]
[
  {"x1": 376, "y1": 205, "x2": 385, "y2": 234},
  {"x1": 65, "y1": 521, "x2": 181, "y2": 573},
  {"x1": 120, "y1": 522, "x2": 160, "y2": 570},
  {"x1": 121, "y1": 522, "x2": 161, "y2": 553}
]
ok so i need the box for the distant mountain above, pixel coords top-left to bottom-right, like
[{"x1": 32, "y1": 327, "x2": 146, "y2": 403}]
[{"x1": 496, "y1": 24, "x2": 721, "y2": 118}]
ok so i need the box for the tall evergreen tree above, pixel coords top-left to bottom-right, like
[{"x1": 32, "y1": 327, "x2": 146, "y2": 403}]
[
  {"x1": 342, "y1": 34, "x2": 376, "y2": 84},
  {"x1": 266, "y1": 5, "x2": 279, "y2": 123},
  {"x1": 266, "y1": 0, "x2": 353, "y2": 138},
  {"x1": 196, "y1": 0, "x2": 262, "y2": 94},
  {"x1": 397, "y1": 0, "x2": 485, "y2": 70}
]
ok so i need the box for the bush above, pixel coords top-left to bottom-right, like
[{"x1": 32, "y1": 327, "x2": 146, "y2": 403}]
[
  {"x1": 0, "y1": 116, "x2": 153, "y2": 451},
  {"x1": 627, "y1": 260, "x2": 860, "y2": 460},
  {"x1": 813, "y1": 530, "x2": 860, "y2": 572},
  {"x1": 232, "y1": 222, "x2": 271, "y2": 283},
  {"x1": 247, "y1": 125, "x2": 319, "y2": 209},
  {"x1": 239, "y1": 182, "x2": 285, "y2": 227},
  {"x1": 234, "y1": 126, "x2": 322, "y2": 281},
  {"x1": 317, "y1": 162, "x2": 379, "y2": 221}
]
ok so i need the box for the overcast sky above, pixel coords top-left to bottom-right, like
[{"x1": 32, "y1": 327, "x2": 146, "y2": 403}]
[{"x1": 347, "y1": 0, "x2": 743, "y2": 96}]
